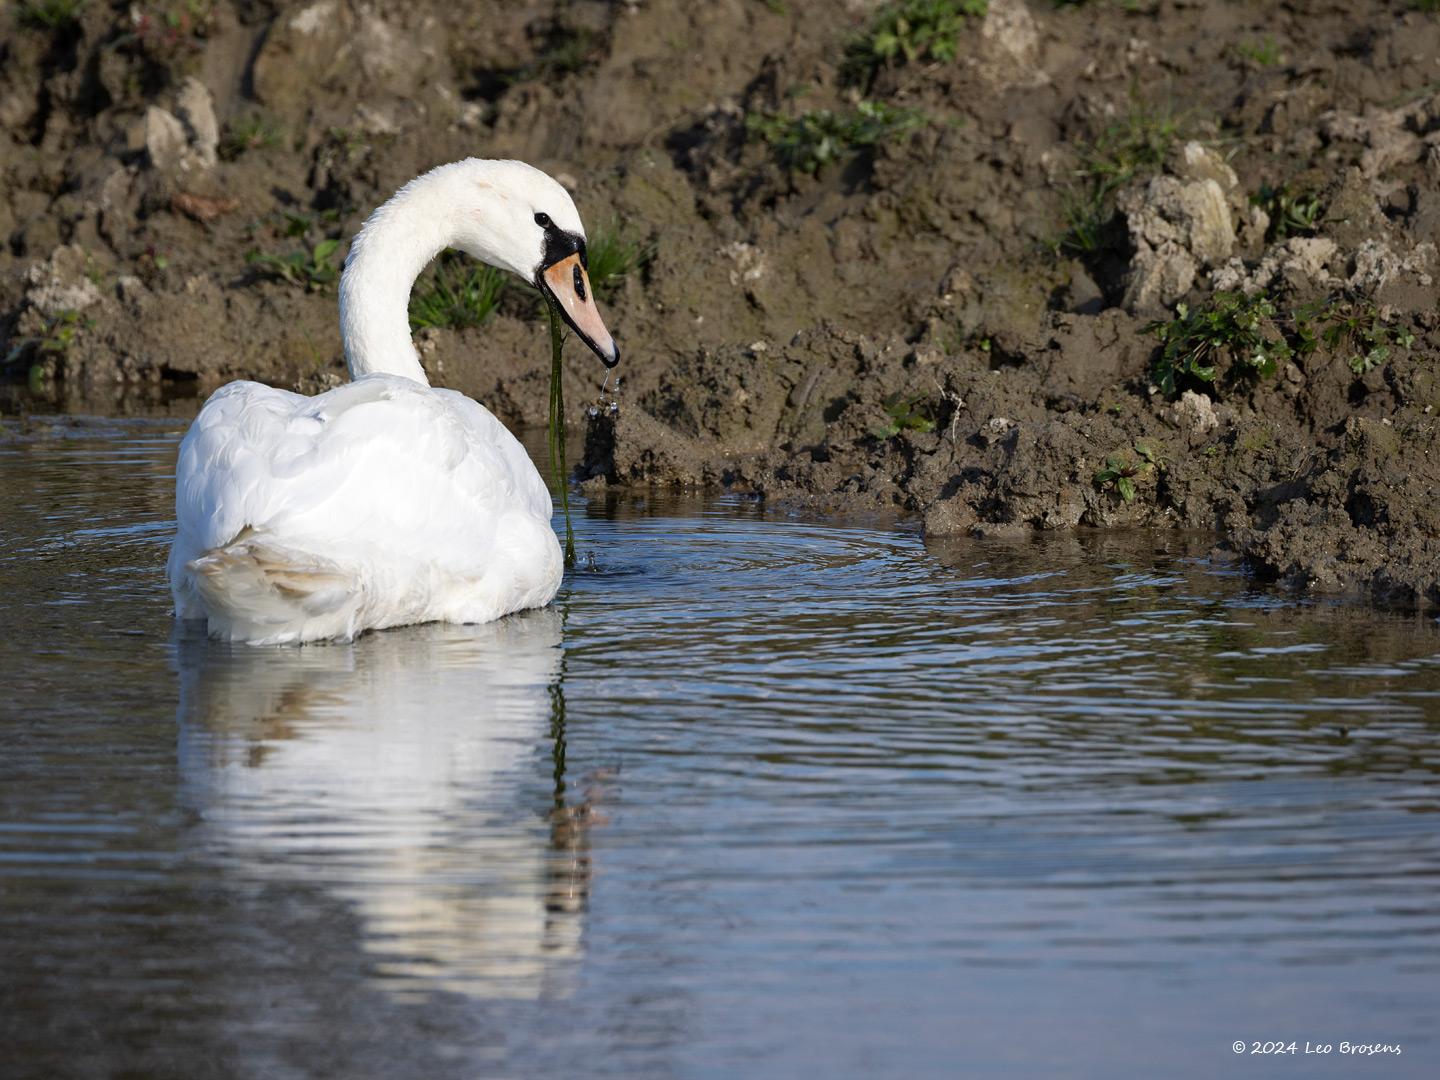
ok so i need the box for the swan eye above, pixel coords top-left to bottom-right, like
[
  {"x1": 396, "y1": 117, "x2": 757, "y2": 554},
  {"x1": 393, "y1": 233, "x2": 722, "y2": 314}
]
[{"x1": 534, "y1": 212, "x2": 552, "y2": 228}]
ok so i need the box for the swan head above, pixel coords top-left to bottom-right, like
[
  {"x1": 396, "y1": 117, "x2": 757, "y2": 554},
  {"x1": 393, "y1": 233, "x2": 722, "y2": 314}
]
[{"x1": 446, "y1": 159, "x2": 619, "y2": 368}]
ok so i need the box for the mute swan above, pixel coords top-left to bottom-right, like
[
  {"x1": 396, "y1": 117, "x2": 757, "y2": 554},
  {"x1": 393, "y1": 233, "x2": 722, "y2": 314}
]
[{"x1": 168, "y1": 159, "x2": 618, "y2": 645}]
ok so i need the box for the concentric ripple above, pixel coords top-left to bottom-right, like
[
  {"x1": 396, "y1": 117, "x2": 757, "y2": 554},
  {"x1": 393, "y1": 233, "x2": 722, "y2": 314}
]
[{"x1": 1, "y1": 422, "x2": 1438, "y2": 1078}]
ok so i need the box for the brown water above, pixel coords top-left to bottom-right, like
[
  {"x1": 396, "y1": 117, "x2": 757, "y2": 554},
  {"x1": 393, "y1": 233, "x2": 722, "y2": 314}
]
[{"x1": 1, "y1": 416, "x2": 1438, "y2": 1078}]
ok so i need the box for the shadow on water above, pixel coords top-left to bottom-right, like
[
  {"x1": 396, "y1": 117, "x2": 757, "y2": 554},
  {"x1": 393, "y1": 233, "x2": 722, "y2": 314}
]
[{"x1": 174, "y1": 609, "x2": 592, "y2": 1002}]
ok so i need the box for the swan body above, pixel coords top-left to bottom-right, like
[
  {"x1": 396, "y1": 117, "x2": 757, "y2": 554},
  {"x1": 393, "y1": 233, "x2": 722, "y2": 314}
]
[{"x1": 168, "y1": 159, "x2": 618, "y2": 644}]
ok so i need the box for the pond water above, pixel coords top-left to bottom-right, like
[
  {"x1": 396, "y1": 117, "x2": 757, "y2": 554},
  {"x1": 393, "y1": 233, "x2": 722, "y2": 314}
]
[{"x1": 1, "y1": 416, "x2": 1438, "y2": 1078}]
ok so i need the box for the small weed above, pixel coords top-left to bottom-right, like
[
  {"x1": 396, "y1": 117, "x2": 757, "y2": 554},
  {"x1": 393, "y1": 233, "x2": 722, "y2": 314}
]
[
  {"x1": 15, "y1": 0, "x2": 86, "y2": 30},
  {"x1": 409, "y1": 252, "x2": 508, "y2": 332},
  {"x1": 585, "y1": 224, "x2": 652, "y2": 298},
  {"x1": 4, "y1": 310, "x2": 93, "y2": 368},
  {"x1": 1094, "y1": 442, "x2": 1160, "y2": 502},
  {"x1": 1253, "y1": 183, "x2": 1321, "y2": 241},
  {"x1": 876, "y1": 392, "x2": 939, "y2": 438},
  {"x1": 1146, "y1": 291, "x2": 1292, "y2": 396},
  {"x1": 1293, "y1": 297, "x2": 1415, "y2": 376},
  {"x1": 747, "y1": 100, "x2": 926, "y2": 174},
  {"x1": 841, "y1": 0, "x2": 987, "y2": 86},
  {"x1": 1413, "y1": 0, "x2": 1439, "y2": 12},
  {"x1": 123, "y1": 1, "x2": 213, "y2": 62},
  {"x1": 246, "y1": 238, "x2": 342, "y2": 291},
  {"x1": 1234, "y1": 36, "x2": 1282, "y2": 67},
  {"x1": 220, "y1": 112, "x2": 282, "y2": 160},
  {"x1": 1054, "y1": 102, "x2": 1186, "y2": 255}
]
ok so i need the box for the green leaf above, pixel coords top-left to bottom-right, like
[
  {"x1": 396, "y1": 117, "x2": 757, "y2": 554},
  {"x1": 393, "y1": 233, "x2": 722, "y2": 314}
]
[{"x1": 1117, "y1": 476, "x2": 1136, "y2": 502}]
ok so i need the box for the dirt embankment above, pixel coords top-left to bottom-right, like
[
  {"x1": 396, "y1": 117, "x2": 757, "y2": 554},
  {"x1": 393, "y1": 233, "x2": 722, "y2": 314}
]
[{"x1": 2, "y1": 1, "x2": 1439, "y2": 609}]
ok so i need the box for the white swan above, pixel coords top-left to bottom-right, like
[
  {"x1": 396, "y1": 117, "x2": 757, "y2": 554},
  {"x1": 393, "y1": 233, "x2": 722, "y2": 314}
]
[{"x1": 168, "y1": 159, "x2": 618, "y2": 645}]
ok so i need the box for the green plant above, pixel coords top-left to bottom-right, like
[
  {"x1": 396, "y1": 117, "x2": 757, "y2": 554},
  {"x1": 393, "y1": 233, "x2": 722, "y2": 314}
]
[
  {"x1": 4, "y1": 309, "x2": 93, "y2": 368},
  {"x1": 409, "y1": 252, "x2": 509, "y2": 332},
  {"x1": 220, "y1": 112, "x2": 282, "y2": 160},
  {"x1": 585, "y1": 224, "x2": 651, "y2": 298},
  {"x1": 1146, "y1": 291, "x2": 1292, "y2": 396},
  {"x1": 1253, "y1": 183, "x2": 1321, "y2": 241},
  {"x1": 747, "y1": 100, "x2": 926, "y2": 174},
  {"x1": 1413, "y1": 0, "x2": 1439, "y2": 12},
  {"x1": 1054, "y1": 102, "x2": 1186, "y2": 255},
  {"x1": 1094, "y1": 442, "x2": 1160, "y2": 502},
  {"x1": 842, "y1": 0, "x2": 987, "y2": 85},
  {"x1": 876, "y1": 392, "x2": 938, "y2": 438},
  {"x1": 1234, "y1": 36, "x2": 1281, "y2": 67},
  {"x1": 1293, "y1": 297, "x2": 1416, "y2": 376},
  {"x1": 15, "y1": 0, "x2": 87, "y2": 29},
  {"x1": 246, "y1": 238, "x2": 342, "y2": 291}
]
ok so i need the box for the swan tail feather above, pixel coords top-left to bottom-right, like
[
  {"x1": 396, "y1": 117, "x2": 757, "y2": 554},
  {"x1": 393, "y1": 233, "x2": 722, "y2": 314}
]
[{"x1": 188, "y1": 532, "x2": 362, "y2": 643}]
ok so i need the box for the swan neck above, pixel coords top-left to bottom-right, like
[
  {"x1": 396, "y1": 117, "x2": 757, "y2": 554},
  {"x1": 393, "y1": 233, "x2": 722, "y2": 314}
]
[{"x1": 339, "y1": 179, "x2": 456, "y2": 384}]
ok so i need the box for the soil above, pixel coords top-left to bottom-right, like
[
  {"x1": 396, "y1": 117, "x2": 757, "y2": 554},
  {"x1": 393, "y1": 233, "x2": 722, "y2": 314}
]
[{"x1": 2, "y1": 1, "x2": 1438, "y2": 610}]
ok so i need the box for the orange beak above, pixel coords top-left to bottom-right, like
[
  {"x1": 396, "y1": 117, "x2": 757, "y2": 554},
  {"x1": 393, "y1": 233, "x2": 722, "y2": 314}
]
[{"x1": 540, "y1": 253, "x2": 619, "y2": 368}]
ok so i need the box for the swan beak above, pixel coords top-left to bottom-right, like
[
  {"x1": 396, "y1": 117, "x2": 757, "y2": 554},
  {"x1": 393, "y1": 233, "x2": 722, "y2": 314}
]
[{"x1": 539, "y1": 253, "x2": 619, "y2": 368}]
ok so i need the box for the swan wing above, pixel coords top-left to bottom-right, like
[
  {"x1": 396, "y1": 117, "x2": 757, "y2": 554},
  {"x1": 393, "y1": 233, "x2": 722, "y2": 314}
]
[{"x1": 169, "y1": 376, "x2": 556, "y2": 633}]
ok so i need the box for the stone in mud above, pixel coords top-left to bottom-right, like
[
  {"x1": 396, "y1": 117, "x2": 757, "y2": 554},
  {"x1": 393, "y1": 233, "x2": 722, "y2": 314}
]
[
  {"x1": 977, "y1": 0, "x2": 1046, "y2": 88},
  {"x1": 176, "y1": 79, "x2": 219, "y2": 169},
  {"x1": 1119, "y1": 175, "x2": 1235, "y2": 314},
  {"x1": 142, "y1": 79, "x2": 219, "y2": 177},
  {"x1": 1210, "y1": 237, "x2": 1343, "y2": 295},
  {"x1": 24, "y1": 245, "x2": 102, "y2": 316},
  {"x1": 252, "y1": 2, "x2": 357, "y2": 116},
  {"x1": 1170, "y1": 142, "x2": 1238, "y2": 194},
  {"x1": 1319, "y1": 93, "x2": 1439, "y2": 180},
  {"x1": 143, "y1": 107, "x2": 189, "y2": 173},
  {"x1": 1175, "y1": 390, "x2": 1219, "y2": 436},
  {"x1": 1348, "y1": 238, "x2": 1436, "y2": 294}
]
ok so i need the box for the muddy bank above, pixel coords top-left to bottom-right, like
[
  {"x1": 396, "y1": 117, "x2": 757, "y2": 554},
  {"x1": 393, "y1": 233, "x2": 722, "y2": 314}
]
[{"x1": 2, "y1": 1, "x2": 1438, "y2": 608}]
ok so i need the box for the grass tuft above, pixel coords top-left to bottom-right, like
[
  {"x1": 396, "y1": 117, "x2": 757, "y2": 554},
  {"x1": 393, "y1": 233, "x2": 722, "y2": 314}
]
[
  {"x1": 1055, "y1": 102, "x2": 1186, "y2": 255},
  {"x1": 1233, "y1": 36, "x2": 1282, "y2": 67},
  {"x1": 409, "y1": 252, "x2": 509, "y2": 332},
  {"x1": 220, "y1": 112, "x2": 283, "y2": 160},
  {"x1": 15, "y1": 0, "x2": 86, "y2": 30},
  {"x1": 585, "y1": 224, "x2": 651, "y2": 299}
]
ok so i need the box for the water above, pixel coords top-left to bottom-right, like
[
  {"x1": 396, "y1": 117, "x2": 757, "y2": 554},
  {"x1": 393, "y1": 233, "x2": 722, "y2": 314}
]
[{"x1": 2, "y1": 417, "x2": 1438, "y2": 1078}]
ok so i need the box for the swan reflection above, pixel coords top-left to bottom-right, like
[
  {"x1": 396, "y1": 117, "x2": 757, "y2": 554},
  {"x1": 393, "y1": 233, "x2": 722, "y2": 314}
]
[{"x1": 175, "y1": 610, "x2": 591, "y2": 1000}]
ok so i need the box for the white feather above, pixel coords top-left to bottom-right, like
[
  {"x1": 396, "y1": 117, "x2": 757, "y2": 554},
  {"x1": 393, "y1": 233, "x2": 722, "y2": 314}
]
[{"x1": 168, "y1": 160, "x2": 587, "y2": 644}]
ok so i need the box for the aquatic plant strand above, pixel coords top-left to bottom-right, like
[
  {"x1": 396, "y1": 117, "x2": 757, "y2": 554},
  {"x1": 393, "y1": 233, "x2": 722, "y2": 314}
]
[{"x1": 547, "y1": 300, "x2": 576, "y2": 566}]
